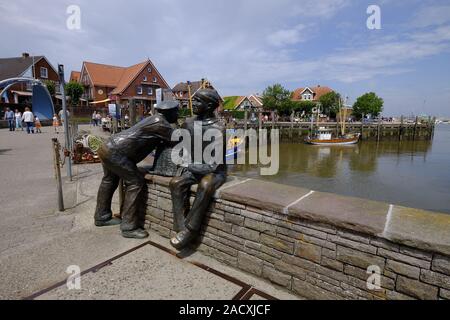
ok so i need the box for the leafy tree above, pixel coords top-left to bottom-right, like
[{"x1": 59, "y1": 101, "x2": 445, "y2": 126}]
[
  {"x1": 352, "y1": 92, "x2": 384, "y2": 119},
  {"x1": 44, "y1": 80, "x2": 56, "y2": 97},
  {"x1": 319, "y1": 91, "x2": 341, "y2": 118},
  {"x1": 65, "y1": 81, "x2": 84, "y2": 106},
  {"x1": 292, "y1": 100, "x2": 315, "y2": 117},
  {"x1": 262, "y1": 84, "x2": 292, "y2": 115}
]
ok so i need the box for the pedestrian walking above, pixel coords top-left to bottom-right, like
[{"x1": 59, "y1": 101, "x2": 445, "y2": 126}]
[
  {"x1": 3, "y1": 108, "x2": 15, "y2": 131},
  {"x1": 22, "y1": 107, "x2": 34, "y2": 134},
  {"x1": 35, "y1": 116, "x2": 42, "y2": 133},
  {"x1": 53, "y1": 114, "x2": 60, "y2": 134},
  {"x1": 14, "y1": 109, "x2": 23, "y2": 131},
  {"x1": 92, "y1": 111, "x2": 97, "y2": 126},
  {"x1": 95, "y1": 112, "x2": 102, "y2": 125}
]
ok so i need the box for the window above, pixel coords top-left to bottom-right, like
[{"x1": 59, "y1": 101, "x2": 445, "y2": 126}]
[
  {"x1": 148, "y1": 87, "x2": 153, "y2": 95},
  {"x1": 40, "y1": 67, "x2": 48, "y2": 78},
  {"x1": 137, "y1": 86, "x2": 143, "y2": 95},
  {"x1": 152, "y1": 77, "x2": 157, "y2": 83},
  {"x1": 143, "y1": 76, "x2": 147, "y2": 82},
  {"x1": 148, "y1": 67, "x2": 152, "y2": 73}
]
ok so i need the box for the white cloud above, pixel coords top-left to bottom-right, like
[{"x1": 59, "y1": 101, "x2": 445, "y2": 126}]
[
  {"x1": 414, "y1": 5, "x2": 450, "y2": 28},
  {"x1": 267, "y1": 24, "x2": 309, "y2": 47}
]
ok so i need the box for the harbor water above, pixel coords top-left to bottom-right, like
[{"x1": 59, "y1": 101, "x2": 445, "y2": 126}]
[{"x1": 230, "y1": 124, "x2": 450, "y2": 214}]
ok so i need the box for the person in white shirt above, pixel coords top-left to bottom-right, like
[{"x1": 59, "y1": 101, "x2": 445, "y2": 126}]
[
  {"x1": 21, "y1": 107, "x2": 34, "y2": 134},
  {"x1": 14, "y1": 109, "x2": 23, "y2": 131}
]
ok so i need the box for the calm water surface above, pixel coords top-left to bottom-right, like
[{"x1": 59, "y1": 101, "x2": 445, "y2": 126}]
[{"x1": 230, "y1": 125, "x2": 450, "y2": 214}]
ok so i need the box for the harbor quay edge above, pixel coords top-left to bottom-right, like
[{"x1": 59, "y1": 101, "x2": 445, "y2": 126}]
[{"x1": 144, "y1": 174, "x2": 450, "y2": 300}]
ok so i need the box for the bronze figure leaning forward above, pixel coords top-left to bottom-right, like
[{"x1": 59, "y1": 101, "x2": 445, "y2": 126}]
[{"x1": 94, "y1": 101, "x2": 179, "y2": 239}]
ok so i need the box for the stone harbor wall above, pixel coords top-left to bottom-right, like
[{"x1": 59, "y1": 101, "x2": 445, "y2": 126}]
[{"x1": 144, "y1": 174, "x2": 450, "y2": 300}]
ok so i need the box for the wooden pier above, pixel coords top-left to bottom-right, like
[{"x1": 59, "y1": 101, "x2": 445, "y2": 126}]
[{"x1": 232, "y1": 117, "x2": 436, "y2": 142}]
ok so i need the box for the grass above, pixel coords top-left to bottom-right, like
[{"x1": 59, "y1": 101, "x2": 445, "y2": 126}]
[{"x1": 223, "y1": 96, "x2": 241, "y2": 110}]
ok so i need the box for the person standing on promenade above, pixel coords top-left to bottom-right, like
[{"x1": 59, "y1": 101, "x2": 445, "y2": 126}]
[
  {"x1": 4, "y1": 108, "x2": 15, "y2": 131},
  {"x1": 35, "y1": 116, "x2": 42, "y2": 133},
  {"x1": 14, "y1": 109, "x2": 23, "y2": 131},
  {"x1": 53, "y1": 114, "x2": 60, "y2": 134},
  {"x1": 92, "y1": 111, "x2": 98, "y2": 126},
  {"x1": 22, "y1": 107, "x2": 34, "y2": 134}
]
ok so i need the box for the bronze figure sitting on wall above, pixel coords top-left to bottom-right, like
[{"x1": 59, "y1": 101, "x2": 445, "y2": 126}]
[
  {"x1": 94, "y1": 101, "x2": 179, "y2": 239},
  {"x1": 169, "y1": 88, "x2": 227, "y2": 250}
]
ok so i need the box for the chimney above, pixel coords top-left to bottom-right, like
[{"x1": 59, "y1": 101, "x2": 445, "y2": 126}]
[
  {"x1": 317, "y1": 84, "x2": 321, "y2": 87},
  {"x1": 22, "y1": 52, "x2": 30, "y2": 58}
]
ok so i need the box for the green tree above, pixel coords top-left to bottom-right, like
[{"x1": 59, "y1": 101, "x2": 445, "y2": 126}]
[
  {"x1": 352, "y1": 92, "x2": 384, "y2": 119},
  {"x1": 292, "y1": 100, "x2": 315, "y2": 117},
  {"x1": 319, "y1": 91, "x2": 341, "y2": 118},
  {"x1": 65, "y1": 81, "x2": 84, "y2": 106},
  {"x1": 262, "y1": 84, "x2": 292, "y2": 115},
  {"x1": 44, "y1": 80, "x2": 56, "y2": 97}
]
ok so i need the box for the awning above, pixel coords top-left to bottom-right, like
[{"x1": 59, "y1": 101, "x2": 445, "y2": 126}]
[
  {"x1": 11, "y1": 90, "x2": 32, "y2": 96},
  {"x1": 90, "y1": 98, "x2": 111, "y2": 105}
]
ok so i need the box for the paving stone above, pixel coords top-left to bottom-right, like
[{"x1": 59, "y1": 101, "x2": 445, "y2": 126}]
[
  {"x1": 344, "y1": 265, "x2": 395, "y2": 290},
  {"x1": 337, "y1": 246, "x2": 386, "y2": 270},
  {"x1": 260, "y1": 234, "x2": 294, "y2": 254},
  {"x1": 288, "y1": 191, "x2": 388, "y2": 236},
  {"x1": 432, "y1": 255, "x2": 450, "y2": 275},
  {"x1": 244, "y1": 218, "x2": 277, "y2": 235},
  {"x1": 321, "y1": 256, "x2": 344, "y2": 272},
  {"x1": 337, "y1": 230, "x2": 371, "y2": 244},
  {"x1": 292, "y1": 278, "x2": 343, "y2": 300},
  {"x1": 440, "y1": 288, "x2": 450, "y2": 300},
  {"x1": 220, "y1": 179, "x2": 311, "y2": 214},
  {"x1": 201, "y1": 236, "x2": 238, "y2": 257},
  {"x1": 274, "y1": 260, "x2": 307, "y2": 280},
  {"x1": 420, "y1": 269, "x2": 450, "y2": 290},
  {"x1": 262, "y1": 265, "x2": 292, "y2": 288},
  {"x1": 237, "y1": 252, "x2": 263, "y2": 276},
  {"x1": 231, "y1": 225, "x2": 260, "y2": 242},
  {"x1": 207, "y1": 219, "x2": 232, "y2": 233},
  {"x1": 281, "y1": 253, "x2": 317, "y2": 272},
  {"x1": 328, "y1": 234, "x2": 377, "y2": 254},
  {"x1": 386, "y1": 260, "x2": 420, "y2": 279},
  {"x1": 156, "y1": 197, "x2": 172, "y2": 212},
  {"x1": 377, "y1": 248, "x2": 430, "y2": 269},
  {"x1": 396, "y1": 276, "x2": 438, "y2": 300},
  {"x1": 295, "y1": 241, "x2": 321, "y2": 264},
  {"x1": 384, "y1": 206, "x2": 450, "y2": 257},
  {"x1": 399, "y1": 246, "x2": 432, "y2": 261},
  {"x1": 223, "y1": 212, "x2": 244, "y2": 226},
  {"x1": 240, "y1": 209, "x2": 263, "y2": 221}
]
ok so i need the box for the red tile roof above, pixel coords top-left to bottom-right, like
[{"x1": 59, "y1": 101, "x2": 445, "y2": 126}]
[
  {"x1": 70, "y1": 71, "x2": 80, "y2": 82},
  {"x1": 292, "y1": 85, "x2": 333, "y2": 101}
]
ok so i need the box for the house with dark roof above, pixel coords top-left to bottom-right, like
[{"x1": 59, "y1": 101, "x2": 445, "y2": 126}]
[
  {"x1": 0, "y1": 52, "x2": 59, "y2": 104},
  {"x1": 73, "y1": 59, "x2": 170, "y2": 108},
  {"x1": 291, "y1": 85, "x2": 334, "y2": 102},
  {"x1": 172, "y1": 79, "x2": 222, "y2": 109}
]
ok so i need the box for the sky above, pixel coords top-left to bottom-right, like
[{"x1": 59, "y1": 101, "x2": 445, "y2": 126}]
[{"x1": 1, "y1": 0, "x2": 450, "y2": 117}]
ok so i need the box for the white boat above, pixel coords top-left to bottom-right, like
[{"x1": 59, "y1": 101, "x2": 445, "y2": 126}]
[{"x1": 305, "y1": 96, "x2": 360, "y2": 146}]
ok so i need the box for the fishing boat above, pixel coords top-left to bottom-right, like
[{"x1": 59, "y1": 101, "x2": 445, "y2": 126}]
[
  {"x1": 305, "y1": 97, "x2": 360, "y2": 146},
  {"x1": 305, "y1": 129, "x2": 360, "y2": 145}
]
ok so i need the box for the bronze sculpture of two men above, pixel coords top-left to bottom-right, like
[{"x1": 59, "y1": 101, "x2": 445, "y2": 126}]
[{"x1": 94, "y1": 88, "x2": 226, "y2": 250}]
